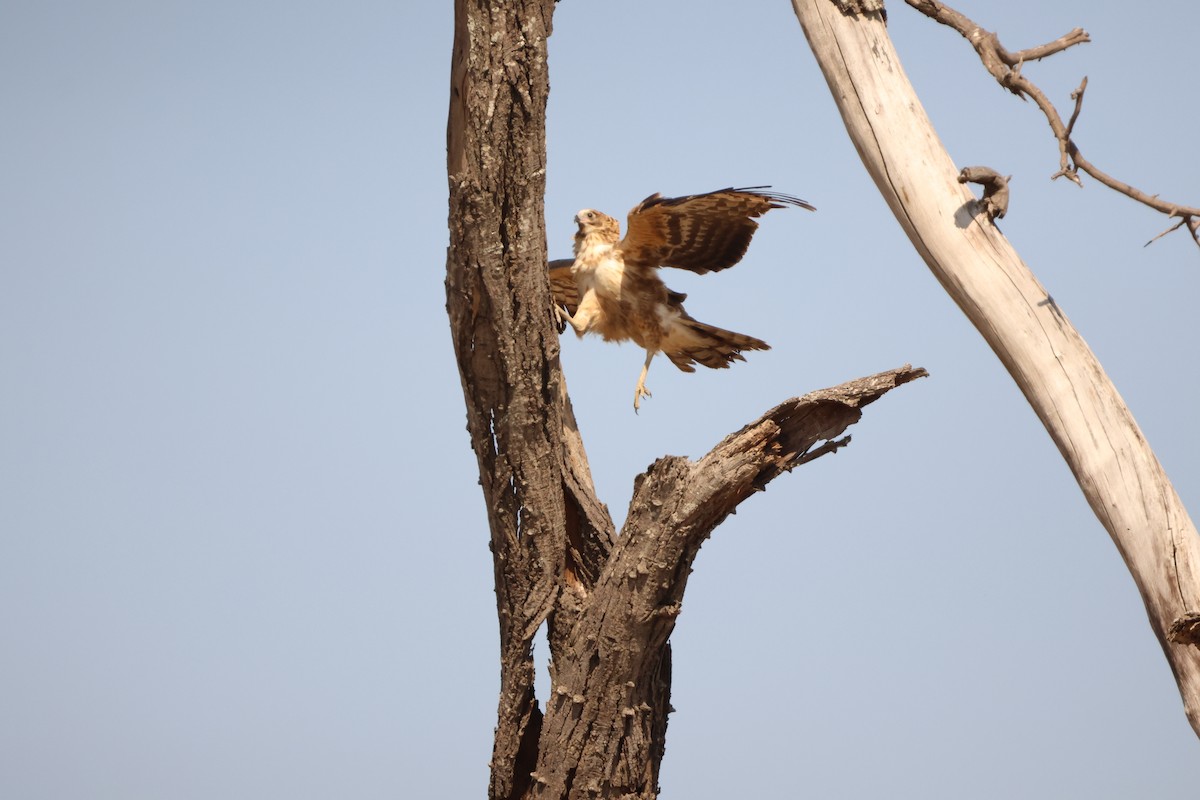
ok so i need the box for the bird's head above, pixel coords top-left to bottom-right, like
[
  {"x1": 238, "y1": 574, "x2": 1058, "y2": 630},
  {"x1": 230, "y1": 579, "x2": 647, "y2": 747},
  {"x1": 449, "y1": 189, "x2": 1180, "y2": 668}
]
[{"x1": 574, "y1": 209, "x2": 620, "y2": 243}]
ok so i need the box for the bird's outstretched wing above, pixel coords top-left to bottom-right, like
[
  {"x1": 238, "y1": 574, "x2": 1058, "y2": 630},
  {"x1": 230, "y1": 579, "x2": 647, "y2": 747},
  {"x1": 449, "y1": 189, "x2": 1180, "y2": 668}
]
[{"x1": 617, "y1": 186, "x2": 815, "y2": 274}]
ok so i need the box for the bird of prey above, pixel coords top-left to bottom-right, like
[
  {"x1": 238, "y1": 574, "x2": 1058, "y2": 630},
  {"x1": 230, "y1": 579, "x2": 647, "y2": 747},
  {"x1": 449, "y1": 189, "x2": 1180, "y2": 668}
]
[{"x1": 549, "y1": 186, "x2": 814, "y2": 411}]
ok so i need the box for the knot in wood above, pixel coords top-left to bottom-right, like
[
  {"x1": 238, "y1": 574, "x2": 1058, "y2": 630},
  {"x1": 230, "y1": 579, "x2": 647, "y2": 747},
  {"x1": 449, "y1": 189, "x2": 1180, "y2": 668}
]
[{"x1": 1169, "y1": 613, "x2": 1200, "y2": 646}]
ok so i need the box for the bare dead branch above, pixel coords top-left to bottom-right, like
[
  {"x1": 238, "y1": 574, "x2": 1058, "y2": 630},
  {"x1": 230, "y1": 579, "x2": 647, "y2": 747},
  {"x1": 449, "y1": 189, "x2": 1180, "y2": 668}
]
[
  {"x1": 905, "y1": 0, "x2": 1200, "y2": 245},
  {"x1": 531, "y1": 365, "x2": 927, "y2": 797},
  {"x1": 793, "y1": 0, "x2": 1200, "y2": 735},
  {"x1": 1008, "y1": 27, "x2": 1090, "y2": 64},
  {"x1": 1064, "y1": 76, "x2": 1087, "y2": 140},
  {"x1": 958, "y1": 166, "x2": 1011, "y2": 220},
  {"x1": 1145, "y1": 216, "x2": 1200, "y2": 251},
  {"x1": 1145, "y1": 219, "x2": 1188, "y2": 248}
]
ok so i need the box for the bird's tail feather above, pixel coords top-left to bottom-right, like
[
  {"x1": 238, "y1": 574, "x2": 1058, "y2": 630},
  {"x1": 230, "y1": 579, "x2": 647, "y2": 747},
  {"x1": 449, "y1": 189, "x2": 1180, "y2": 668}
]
[{"x1": 663, "y1": 316, "x2": 770, "y2": 372}]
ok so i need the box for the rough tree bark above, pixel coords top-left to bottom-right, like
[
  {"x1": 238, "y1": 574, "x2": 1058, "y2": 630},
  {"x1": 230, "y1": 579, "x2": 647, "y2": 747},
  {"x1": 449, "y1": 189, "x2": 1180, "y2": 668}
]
[
  {"x1": 446, "y1": 0, "x2": 924, "y2": 797},
  {"x1": 790, "y1": 0, "x2": 1200, "y2": 734},
  {"x1": 446, "y1": 1, "x2": 570, "y2": 796},
  {"x1": 530, "y1": 367, "x2": 925, "y2": 797}
]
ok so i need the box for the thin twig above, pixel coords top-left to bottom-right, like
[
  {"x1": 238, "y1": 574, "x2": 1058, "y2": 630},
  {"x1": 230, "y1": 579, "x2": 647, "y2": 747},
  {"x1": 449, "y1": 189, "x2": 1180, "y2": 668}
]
[
  {"x1": 905, "y1": 0, "x2": 1200, "y2": 247},
  {"x1": 1146, "y1": 217, "x2": 1200, "y2": 251},
  {"x1": 1145, "y1": 219, "x2": 1187, "y2": 247},
  {"x1": 1008, "y1": 28, "x2": 1090, "y2": 64},
  {"x1": 1064, "y1": 76, "x2": 1087, "y2": 140}
]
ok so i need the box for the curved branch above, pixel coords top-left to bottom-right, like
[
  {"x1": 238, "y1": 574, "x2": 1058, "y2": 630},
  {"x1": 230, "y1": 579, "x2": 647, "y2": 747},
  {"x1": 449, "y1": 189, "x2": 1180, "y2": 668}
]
[{"x1": 905, "y1": 0, "x2": 1200, "y2": 247}]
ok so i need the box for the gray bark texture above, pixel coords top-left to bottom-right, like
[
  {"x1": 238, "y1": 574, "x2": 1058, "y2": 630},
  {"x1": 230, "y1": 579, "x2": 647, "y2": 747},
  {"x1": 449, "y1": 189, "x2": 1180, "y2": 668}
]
[{"x1": 445, "y1": 2, "x2": 925, "y2": 797}]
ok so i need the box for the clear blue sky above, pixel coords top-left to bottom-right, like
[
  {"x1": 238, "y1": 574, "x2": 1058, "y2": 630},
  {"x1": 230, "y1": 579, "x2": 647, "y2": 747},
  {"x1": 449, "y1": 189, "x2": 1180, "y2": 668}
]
[{"x1": 2, "y1": 1, "x2": 1198, "y2": 797}]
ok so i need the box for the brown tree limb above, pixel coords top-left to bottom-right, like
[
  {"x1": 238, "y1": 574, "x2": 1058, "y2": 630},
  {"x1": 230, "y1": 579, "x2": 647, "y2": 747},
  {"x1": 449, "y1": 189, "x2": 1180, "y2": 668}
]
[
  {"x1": 1146, "y1": 217, "x2": 1200, "y2": 250},
  {"x1": 531, "y1": 366, "x2": 928, "y2": 798},
  {"x1": 905, "y1": 0, "x2": 1200, "y2": 248},
  {"x1": 1063, "y1": 76, "x2": 1087, "y2": 141}
]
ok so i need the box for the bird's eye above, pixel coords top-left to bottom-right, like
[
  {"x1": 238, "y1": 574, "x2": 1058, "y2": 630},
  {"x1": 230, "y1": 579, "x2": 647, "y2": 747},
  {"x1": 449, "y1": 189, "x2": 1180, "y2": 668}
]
[{"x1": 586, "y1": 211, "x2": 595, "y2": 220}]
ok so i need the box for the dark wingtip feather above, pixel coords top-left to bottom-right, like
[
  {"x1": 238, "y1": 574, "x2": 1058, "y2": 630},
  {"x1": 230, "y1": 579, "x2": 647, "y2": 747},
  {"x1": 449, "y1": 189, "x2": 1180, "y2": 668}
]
[
  {"x1": 645, "y1": 185, "x2": 815, "y2": 212},
  {"x1": 731, "y1": 185, "x2": 817, "y2": 212},
  {"x1": 633, "y1": 192, "x2": 666, "y2": 212}
]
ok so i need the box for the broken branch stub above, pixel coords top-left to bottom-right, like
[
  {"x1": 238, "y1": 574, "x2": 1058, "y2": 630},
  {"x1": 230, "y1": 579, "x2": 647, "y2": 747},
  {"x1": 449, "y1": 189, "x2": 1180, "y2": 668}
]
[{"x1": 958, "y1": 166, "x2": 1011, "y2": 221}]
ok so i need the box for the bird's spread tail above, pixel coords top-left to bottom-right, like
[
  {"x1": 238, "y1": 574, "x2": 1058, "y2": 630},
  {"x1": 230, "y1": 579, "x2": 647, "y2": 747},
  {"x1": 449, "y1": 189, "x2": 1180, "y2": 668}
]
[{"x1": 663, "y1": 315, "x2": 769, "y2": 372}]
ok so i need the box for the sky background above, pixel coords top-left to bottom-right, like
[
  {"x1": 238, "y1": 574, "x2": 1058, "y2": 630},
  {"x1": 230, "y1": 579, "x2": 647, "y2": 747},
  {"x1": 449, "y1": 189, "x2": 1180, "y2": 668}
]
[{"x1": 2, "y1": 1, "x2": 1198, "y2": 797}]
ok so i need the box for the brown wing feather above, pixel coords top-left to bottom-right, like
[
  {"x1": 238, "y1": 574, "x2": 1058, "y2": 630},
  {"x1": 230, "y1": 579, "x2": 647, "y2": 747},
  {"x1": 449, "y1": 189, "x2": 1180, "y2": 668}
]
[
  {"x1": 548, "y1": 259, "x2": 579, "y2": 315},
  {"x1": 617, "y1": 186, "x2": 815, "y2": 274},
  {"x1": 662, "y1": 307, "x2": 771, "y2": 372}
]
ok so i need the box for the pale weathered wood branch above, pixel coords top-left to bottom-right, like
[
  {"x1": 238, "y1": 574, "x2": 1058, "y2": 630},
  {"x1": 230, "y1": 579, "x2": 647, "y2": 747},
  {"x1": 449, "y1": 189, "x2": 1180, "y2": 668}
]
[
  {"x1": 793, "y1": 0, "x2": 1200, "y2": 736},
  {"x1": 531, "y1": 366, "x2": 926, "y2": 798},
  {"x1": 1063, "y1": 76, "x2": 1086, "y2": 141},
  {"x1": 1146, "y1": 216, "x2": 1200, "y2": 250},
  {"x1": 904, "y1": 0, "x2": 1089, "y2": 88},
  {"x1": 905, "y1": 0, "x2": 1200, "y2": 247}
]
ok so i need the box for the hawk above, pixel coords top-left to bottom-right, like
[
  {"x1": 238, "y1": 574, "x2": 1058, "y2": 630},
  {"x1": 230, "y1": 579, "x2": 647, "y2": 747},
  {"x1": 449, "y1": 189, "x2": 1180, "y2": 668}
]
[{"x1": 550, "y1": 186, "x2": 814, "y2": 411}]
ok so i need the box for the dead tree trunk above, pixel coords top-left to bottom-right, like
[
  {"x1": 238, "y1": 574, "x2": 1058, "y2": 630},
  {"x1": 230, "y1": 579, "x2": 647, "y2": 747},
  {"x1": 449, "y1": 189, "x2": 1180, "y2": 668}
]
[
  {"x1": 446, "y1": 1, "x2": 570, "y2": 796},
  {"x1": 790, "y1": 0, "x2": 1200, "y2": 734},
  {"x1": 529, "y1": 368, "x2": 924, "y2": 797},
  {"x1": 446, "y1": 0, "x2": 925, "y2": 796}
]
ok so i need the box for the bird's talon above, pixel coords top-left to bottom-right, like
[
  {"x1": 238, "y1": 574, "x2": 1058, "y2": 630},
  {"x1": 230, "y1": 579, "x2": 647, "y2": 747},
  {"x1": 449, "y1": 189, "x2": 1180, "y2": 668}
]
[{"x1": 633, "y1": 385, "x2": 652, "y2": 412}]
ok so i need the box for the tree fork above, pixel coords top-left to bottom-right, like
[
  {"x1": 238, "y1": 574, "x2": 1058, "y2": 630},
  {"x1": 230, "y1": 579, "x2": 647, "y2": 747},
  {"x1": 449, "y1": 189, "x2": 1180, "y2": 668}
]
[
  {"x1": 531, "y1": 367, "x2": 927, "y2": 798},
  {"x1": 448, "y1": 1, "x2": 928, "y2": 797}
]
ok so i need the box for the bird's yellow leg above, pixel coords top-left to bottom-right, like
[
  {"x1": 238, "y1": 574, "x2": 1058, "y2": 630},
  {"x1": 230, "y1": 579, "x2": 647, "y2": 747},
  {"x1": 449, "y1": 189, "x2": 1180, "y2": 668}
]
[{"x1": 634, "y1": 351, "x2": 655, "y2": 412}]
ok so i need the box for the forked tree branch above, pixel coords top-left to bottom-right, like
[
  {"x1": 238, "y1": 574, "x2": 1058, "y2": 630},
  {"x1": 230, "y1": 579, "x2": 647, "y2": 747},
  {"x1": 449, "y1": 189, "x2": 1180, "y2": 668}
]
[
  {"x1": 531, "y1": 366, "x2": 927, "y2": 797},
  {"x1": 905, "y1": 0, "x2": 1200, "y2": 249},
  {"x1": 449, "y1": 4, "x2": 928, "y2": 796}
]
